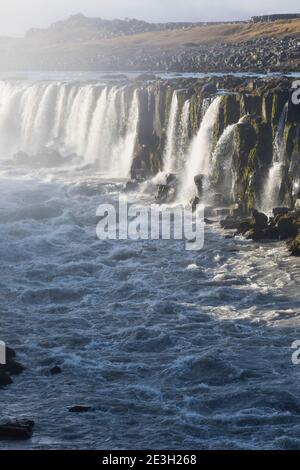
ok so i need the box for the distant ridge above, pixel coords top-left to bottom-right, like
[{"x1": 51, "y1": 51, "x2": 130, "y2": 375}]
[
  {"x1": 0, "y1": 14, "x2": 299, "y2": 72},
  {"x1": 25, "y1": 13, "x2": 247, "y2": 44},
  {"x1": 252, "y1": 13, "x2": 300, "y2": 23}
]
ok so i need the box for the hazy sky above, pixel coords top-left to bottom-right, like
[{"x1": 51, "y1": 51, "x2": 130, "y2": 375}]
[{"x1": 0, "y1": 0, "x2": 299, "y2": 36}]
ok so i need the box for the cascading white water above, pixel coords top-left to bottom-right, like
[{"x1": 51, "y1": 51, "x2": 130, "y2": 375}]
[
  {"x1": 177, "y1": 98, "x2": 190, "y2": 168},
  {"x1": 178, "y1": 96, "x2": 222, "y2": 203},
  {"x1": 261, "y1": 103, "x2": 288, "y2": 212},
  {"x1": 211, "y1": 124, "x2": 236, "y2": 175},
  {"x1": 163, "y1": 91, "x2": 179, "y2": 173},
  {"x1": 210, "y1": 118, "x2": 250, "y2": 202},
  {"x1": 0, "y1": 80, "x2": 139, "y2": 178}
]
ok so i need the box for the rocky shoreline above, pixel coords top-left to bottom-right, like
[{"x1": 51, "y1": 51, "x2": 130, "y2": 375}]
[
  {"x1": 96, "y1": 37, "x2": 300, "y2": 74},
  {"x1": 0, "y1": 347, "x2": 34, "y2": 441},
  {"x1": 220, "y1": 208, "x2": 300, "y2": 256}
]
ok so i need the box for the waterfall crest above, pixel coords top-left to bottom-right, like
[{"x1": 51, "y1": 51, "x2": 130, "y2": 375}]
[{"x1": 0, "y1": 81, "x2": 139, "y2": 178}]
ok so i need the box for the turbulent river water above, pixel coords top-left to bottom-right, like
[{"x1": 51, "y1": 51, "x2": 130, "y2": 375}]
[{"x1": 0, "y1": 75, "x2": 300, "y2": 450}]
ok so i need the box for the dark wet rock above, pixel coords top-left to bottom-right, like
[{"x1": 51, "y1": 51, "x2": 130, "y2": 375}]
[
  {"x1": 0, "y1": 420, "x2": 34, "y2": 440},
  {"x1": 1, "y1": 360, "x2": 25, "y2": 376},
  {"x1": 204, "y1": 218, "x2": 214, "y2": 225},
  {"x1": 236, "y1": 219, "x2": 253, "y2": 235},
  {"x1": 245, "y1": 226, "x2": 279, "y2": 241},
  {"x1": 287, "y1": 233, "x2": 300, "y2": 256},
  {"x1": 201, "y1": 82, "x2": 217, "y2": 95},
  {"x1": 155, "y1": 174, "x2": 177, "y2": 203},
  {"x1": 5, "y1": 347, "x2": 16, "y2": 360},
  {"x1": 69, "y1": 405, "x2": 92, "y2": 413},
  {"x1": 124, "y1": 180, "x2": 139, "y2": 192},
  {"x1": 194, "y1": 174, "x2": 204, "y2": 198},
  {"x1": 273, "y1": 207, "x2": 290, "y2": 217},
  {"x1": 156, "y1": 184, "x2": 169, "y2": 203},
  {"x1": 0, "y1": 346, "x2": 25, "y2": 386},
  {"x1": 166, "y1": 173, "x2": 177, "y2": 186},
  {"x1": 216, "y1": 208, "x2": 231, "y2": 216},
  {"x1": 220, "y1": 216, "x2": 241, "y2": 230},
  {"x1": 0, "y1": 370, "x2": 13, "y2": 387},
  {"x1": 276, "y1": 214, "x2": 298, "y2": 240},
  {"x1": 190, "y1": 196, "x2": 200, "y2": 212},
  {"x1": 50, "y1": 365, "x2": 62, "y2": 375},
  {"x1": 252, "y1": 209, "x2": 268, "y2": 229}
]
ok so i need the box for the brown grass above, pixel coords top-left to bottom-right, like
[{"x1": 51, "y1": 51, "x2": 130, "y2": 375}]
[{"x1": 84, "y1": 19, "x2": 300, "y2": 51}]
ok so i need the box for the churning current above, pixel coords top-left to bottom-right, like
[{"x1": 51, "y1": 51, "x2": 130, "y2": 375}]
[{"x1": 0, "y1": 78, "x2": 300, "y2": 450}]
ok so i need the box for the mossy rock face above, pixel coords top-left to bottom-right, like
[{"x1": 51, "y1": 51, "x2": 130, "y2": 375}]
[
  {"x1": 287, "y1": 99, "x2": 300, "y2": 124},
  {"x1": 240, "y1": 94, "x2": 262, "y2": 116}
]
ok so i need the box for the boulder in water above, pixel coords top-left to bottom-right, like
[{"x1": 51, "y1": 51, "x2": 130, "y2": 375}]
[
  {"x1": 252, "y1": 210, "x2": 268, "y2": 229},
  {"x1": 0, "y1": 420, "x2": 34, "y2": 440},
  {"x1": 276, "y1": 214, "x2": 298, "y2": 240},
  {"x1": 124, "y1": 180, "x2": 139, "y2": 192},
  {"x1": 1, "y1": 359, "x2": 25, "y2": 376},
  {"x1": 69, "y1": 405, "x2": 92, "y2": 413},
  {"x1": 190, "y1": 196, "x2": 200, "y2": 212},
  {"x1": 0, "y1": 370, "x2": 13, "y2": 387},
  {"x1": 50, "y1": 365, "x2": 62, "y2": 375},
  {"x1": 287, "y1": 233, "x2": 300, "y2": 256},
  {"x1": 155, "y1": 174, "x2": 177, "y2": 203},
  {"x1": 272, "y1": 207, "x2": 290, "y2": 217}
]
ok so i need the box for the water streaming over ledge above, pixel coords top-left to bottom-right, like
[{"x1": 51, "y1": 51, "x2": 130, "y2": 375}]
[
  {"x1": 0, "y1": 81, "x2": 139, "y2": 178},
  {"x1": 261, "y1": 103, "x2": 288, "y2": 213},
  {"x1": 178, "y1": 96, "x2": 222, "y2": 203}
]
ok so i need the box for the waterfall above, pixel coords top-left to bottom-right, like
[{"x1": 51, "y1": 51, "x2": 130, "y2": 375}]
[
  {"x1": 0, "y1": 80, "x2": 139, "y2": 178},
  {"x1": 211, "y1": 123, "x2": 237, "y2": 202},
  {"x1": 163, "y1": 91, "x2": 179, "y2": 173},
  {"x1": 261, "y1": 103, "x2": 288, "y2": 212},
  {"x1": 178, "y1": 96, "x2": 222, "y2": 203},
  {"x1": 177, "y1": 98, "x2": 190, "y2": 168}
]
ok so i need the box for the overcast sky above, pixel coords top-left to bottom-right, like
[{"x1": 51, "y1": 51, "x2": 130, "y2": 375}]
[{"x1": 0, "y1": 0, "x2": 299, "y2": 36}]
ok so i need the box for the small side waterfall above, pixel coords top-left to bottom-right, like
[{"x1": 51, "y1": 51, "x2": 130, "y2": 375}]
[
  {"x1": 261, "y1": 103, "x2": 288, "y2": 212},
  {"x1": 163, "y1": 91, "x2": 179, "y2": 173},
  {"x1": 177, "y1": 98, "x2": 190, "y2": 168},
  {"x1": 0, "y1": 81, "x2": 139, "y2": 178},
  {"x1": 178, "y1": 96, "x2": 222, "y2": 203}
]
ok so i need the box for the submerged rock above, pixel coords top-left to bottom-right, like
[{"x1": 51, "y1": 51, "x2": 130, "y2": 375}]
[
  {"x1": 69, "y1": 405, "x2": 92, "y2": 413},
  {"x1": 0, "y1": 420, "x2": 34, "y2": 440},
  {"x1": 123, "y1": 180, "x2": 140, "y2": 192},
  {"x1": 50, "y1": 365, "x2": 62, "y2": 375}
]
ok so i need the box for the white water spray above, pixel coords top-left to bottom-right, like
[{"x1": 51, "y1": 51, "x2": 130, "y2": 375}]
[
  {"x1": 178, "y1": 96, "x2": 222, "y2": 203},
  {"x1": 261, "y1": 103, "x2": 288, "y2": 213}
]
